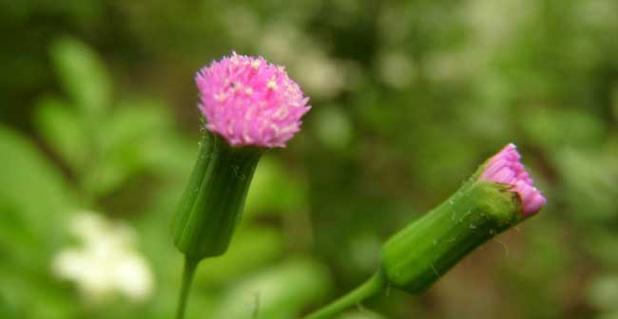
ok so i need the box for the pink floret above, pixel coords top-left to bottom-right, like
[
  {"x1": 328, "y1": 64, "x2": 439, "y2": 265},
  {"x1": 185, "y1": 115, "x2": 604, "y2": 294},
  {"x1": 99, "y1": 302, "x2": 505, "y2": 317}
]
[
  {"x1": 480, "y1": 144, "x2": 546, "y2": 216},
  {"x1": 196, "y1": 52, "x2": 311, "y2": 148}
]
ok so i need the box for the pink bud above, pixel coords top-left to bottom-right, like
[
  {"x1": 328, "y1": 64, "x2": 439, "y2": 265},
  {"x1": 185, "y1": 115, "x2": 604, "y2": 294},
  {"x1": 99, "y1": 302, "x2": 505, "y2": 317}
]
[
  {"x1": 196, "y1": 52, "x2": 311, "y2": 148},
  {"x1": 480, "y1": 144, "x2": 546, "y2": 216}
]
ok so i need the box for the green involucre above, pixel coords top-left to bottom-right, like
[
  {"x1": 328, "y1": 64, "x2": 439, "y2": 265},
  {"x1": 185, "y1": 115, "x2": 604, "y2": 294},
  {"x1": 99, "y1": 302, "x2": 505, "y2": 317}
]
[
  {"x1": 381, "y1": 181, "x2": 523, "y2": 293},
  {"x1": 173, "y1": 131, "x2": 262, "y2": 260}
]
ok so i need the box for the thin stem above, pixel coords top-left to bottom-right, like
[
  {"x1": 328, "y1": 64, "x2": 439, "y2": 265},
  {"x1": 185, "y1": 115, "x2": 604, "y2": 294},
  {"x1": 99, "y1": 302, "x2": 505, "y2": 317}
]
[
  {"x1": 175, "y1": 256, "x2": 200, "y2": 319},
  {"x1": 304, "y1": 272, "x2": 385, "y2": 319}
]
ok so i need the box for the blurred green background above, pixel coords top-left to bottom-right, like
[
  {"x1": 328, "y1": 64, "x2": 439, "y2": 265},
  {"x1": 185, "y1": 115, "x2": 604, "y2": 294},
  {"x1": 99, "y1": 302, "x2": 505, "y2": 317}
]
[{"x1": 1, "y1": 0, "x2": 617, "y2": 318}]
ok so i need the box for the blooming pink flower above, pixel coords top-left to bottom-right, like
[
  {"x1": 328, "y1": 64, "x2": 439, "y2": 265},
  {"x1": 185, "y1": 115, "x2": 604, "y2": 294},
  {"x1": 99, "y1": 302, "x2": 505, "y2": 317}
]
[
  {"x1": 196, "y1": 52, "x2": 310, "y2": 148},
  {"x1": 480, "y1": 144, "x2": 546, "y2": 216}
]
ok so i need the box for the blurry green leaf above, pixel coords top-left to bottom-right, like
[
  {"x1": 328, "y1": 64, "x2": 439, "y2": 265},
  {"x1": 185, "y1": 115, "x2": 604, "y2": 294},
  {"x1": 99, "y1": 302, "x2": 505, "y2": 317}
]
[
  {"x1": 584, "y1": 229, "x2": 618, "y2": 267},
  {"x1": 104, "y1": 99, "x2": 180, "y2": 171},
  {"x1": 196, "y1": 227, "x2": 285, "y2": 285},
  {"x1": 0, "y1": 125, "x2": 78, "y2": 318},
  {"x1": 213, "y1": 258, "x2": 331, "y2": 319},
  {"x1": 245, "y1": 156, "x2": 308, "y2": 215},
  {"x1": 103, "y1": 99, "x2": 173, "y2": 150},
  {"x1": 554, "y1": 148, "x2": 618, "y2": 222},
  {"x1": 84, "y1": 160, "x2": 128, "y2": 198},
  {"x1": 34, "y1": 96, "x2": 88, "y2": 171},
  {"x1": 0, "y1": 264, "x2": 77, "y2": 319},
  {"x1": 0, "y1": 287, "x2": 17, "y2": 319},
  {"x1": 521, "y1": 108, "x2": 605, "y2": 149},
  {"x1": 0, "y1": 125, "x2": 75, "y2": 251},
  {"x1": 51, "y1": 37, "x2": 111, "y2": 115},
  {"x1": 88, "y1": 99, "x2": 182, "y2": 196},
  {"x1": 338, "y1": 311, "x2": 386, "y2": 319},
  {"x1": 314, "y1": 106, "x2": 353, "y2": 151}
]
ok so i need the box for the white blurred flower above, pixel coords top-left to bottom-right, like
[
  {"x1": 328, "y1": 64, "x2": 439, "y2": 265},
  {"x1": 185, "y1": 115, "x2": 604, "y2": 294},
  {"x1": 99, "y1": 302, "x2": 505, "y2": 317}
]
[{"x1": 52, "y1": 211, "x2": 154, "y2": 303}]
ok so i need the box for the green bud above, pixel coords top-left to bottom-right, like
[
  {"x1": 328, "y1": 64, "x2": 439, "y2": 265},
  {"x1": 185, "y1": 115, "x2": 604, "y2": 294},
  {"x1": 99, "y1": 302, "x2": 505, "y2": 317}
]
[
  {"x1": 173, "y1": 131, "x2": 262, "y2": 260},
  {"x1": 381, "y1": 181, "x2": 523, "y2": 293}
]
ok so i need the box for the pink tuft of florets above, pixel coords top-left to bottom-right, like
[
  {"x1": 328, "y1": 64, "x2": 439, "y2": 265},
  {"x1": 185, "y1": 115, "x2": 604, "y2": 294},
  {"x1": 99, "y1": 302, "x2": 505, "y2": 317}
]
[
  {"x1": 195, "y1": 52, "x2": 310, "y2": 148},
  {"x1": 480, "y1": 144, "x2": 546, "y2": 216}
]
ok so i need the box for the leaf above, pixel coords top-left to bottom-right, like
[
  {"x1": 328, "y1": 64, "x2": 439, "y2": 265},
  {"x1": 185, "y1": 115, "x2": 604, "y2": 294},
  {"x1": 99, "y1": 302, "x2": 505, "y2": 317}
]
[
  {"x1": 34, "y1": 96, "x2": 88, "y2": 171},
  {"x1": 339, "y1": 311, "x2": 387, "y2": 319},
  {"x1": 520, "y1": 108, "x2": 605, "y2": 150},
  {"x1": 196, "y1": 227, "x2": 285, "y2": 285},
  {"x1": 554, "y1": 148, "x2": 618, "y2": 222},
  {"x1": 0, "y1": 125, "x2": 76, "y2": 257},
  {"x1": 87, "y1": 98, "x2": 188, "y2": 196},
  {"x1": 245, "y1": 156, "x2": 308, "y2": 216},
  {"x1": 0, "y1": 125, "x2": 78, "y2": 318},
  {"x1": 214, "y1": 258, "x2": 331, "y2": 319},
  {"x1": 51, "y1": 37, "x2": 111, "y2": 116}
]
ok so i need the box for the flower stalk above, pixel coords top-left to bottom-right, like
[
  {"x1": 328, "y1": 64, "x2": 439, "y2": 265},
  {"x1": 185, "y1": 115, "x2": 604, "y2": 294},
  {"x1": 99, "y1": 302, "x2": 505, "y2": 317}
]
[
  {"x1": 304, "y1": 272, "x2": 386, "y2": 319},
  {"x1": 172, "y1": 53, "x2": 310, "y2": 319},
  {"x1": 305, "y1": 144, "x2": 545, "y2": 318},
  {"x1": 175, "y1": 257, "x2": 199, "y2": 319}
]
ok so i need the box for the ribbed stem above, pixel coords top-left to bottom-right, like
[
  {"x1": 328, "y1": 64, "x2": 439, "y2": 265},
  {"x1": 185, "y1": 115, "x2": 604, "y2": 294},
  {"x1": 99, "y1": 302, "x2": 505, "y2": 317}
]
[
  {"x1": 304, "y1": 272, "x2": 385, "y2": 319},
  {"x1": 175, "y1": 257, "x2": 200, "y2": 319}
]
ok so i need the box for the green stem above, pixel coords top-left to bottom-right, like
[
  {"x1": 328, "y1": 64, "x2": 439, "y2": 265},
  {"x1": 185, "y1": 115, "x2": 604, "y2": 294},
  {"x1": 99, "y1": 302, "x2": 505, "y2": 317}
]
[
  {"x1": 176, "y1": 257, "x2": 200, "y2": 319},
  {"x1": 305, "y1": 272, "x2": 385, "y2": 319}
]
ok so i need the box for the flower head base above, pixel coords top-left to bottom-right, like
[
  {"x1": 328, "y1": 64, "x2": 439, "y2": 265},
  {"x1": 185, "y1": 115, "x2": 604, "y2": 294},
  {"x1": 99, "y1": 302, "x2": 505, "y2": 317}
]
[
  {"x1": 480, "y1": 144, "x2": 546, "y2": 216},
  {"x1": 196, "y1": 53, "x2": 310, "y2": 148}
]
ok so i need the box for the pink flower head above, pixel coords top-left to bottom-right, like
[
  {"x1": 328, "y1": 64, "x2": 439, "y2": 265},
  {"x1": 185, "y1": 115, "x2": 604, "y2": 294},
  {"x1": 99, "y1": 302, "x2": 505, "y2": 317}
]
[
  {"x1": 480, "y1": 143, "x2": 546, "y2": 216},
  {"x1": 196, "y1": 52, "x2": 310, "y2": 148}
]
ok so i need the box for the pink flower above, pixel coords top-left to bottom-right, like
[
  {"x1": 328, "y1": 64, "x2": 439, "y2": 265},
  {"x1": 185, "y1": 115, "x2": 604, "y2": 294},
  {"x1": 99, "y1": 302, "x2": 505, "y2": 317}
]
[
  {"x1": 480, "y1": 144, "x2": 546, "y2": 216},
  {"x1": 196, "y1": 52, "x2": 310, "y2": 148}
]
